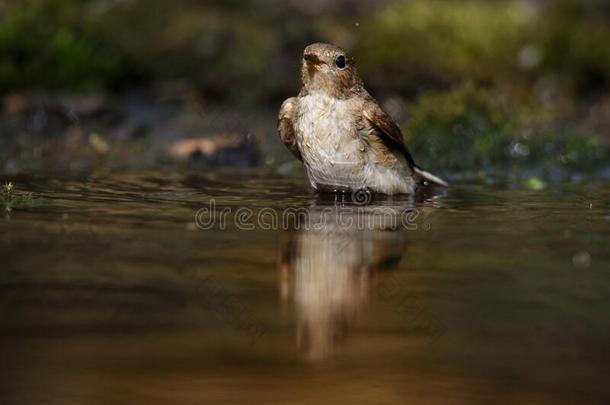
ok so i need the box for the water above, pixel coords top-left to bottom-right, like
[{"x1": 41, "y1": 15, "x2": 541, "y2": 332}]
[{"x1": 1, "y1": 171, "x2": 609, "y2": 404}]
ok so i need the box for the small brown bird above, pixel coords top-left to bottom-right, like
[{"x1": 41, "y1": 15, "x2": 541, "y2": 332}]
[{"x1": 278, "y1": 43, "x2": 448, "y2": 195}]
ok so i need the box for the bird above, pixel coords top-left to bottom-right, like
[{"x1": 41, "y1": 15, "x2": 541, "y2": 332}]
[{"x1": 278, "y1": 42, "x2": 448, "y2": 195}]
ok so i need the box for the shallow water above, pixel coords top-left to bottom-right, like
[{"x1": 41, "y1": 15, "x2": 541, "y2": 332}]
[{"x1": 1, "y1": 171, "x2": 609, "y2": 404}]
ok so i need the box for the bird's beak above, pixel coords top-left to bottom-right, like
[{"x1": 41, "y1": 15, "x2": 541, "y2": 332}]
[{"x1": 303, "y1": 53, "x2": 323, "y2": 66}]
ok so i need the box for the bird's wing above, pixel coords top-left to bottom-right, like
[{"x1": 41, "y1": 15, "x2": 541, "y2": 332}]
[
  {"x1": 277, "y1": 97, "x2": 302, "y2": 161},
  {"x1": 361, "y1": 94, "x2": 416, "y2": 168},
  {"x1": 362, "y1": 94, "x2": 449, "y2": 187}
]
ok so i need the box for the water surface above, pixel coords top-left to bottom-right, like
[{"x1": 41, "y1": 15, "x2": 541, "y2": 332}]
[{"x1": 1, "y1": 171, "x2": 609, "y2": 404}]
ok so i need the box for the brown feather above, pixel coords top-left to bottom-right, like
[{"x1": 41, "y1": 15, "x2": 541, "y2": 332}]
[
  {"x1": 278, "y1": 97, "x2": 302, "y2": 161},
  {"x1": 361, "y1": 92, "x2": 417, "y2": 169}
]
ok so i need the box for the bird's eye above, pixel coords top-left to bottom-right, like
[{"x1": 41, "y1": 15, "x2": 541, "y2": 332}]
[{"x1": 335, "y1": 55, "x2": 346, "y2": 69}]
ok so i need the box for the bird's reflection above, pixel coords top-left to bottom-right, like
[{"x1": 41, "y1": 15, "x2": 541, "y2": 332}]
[{"x1": 278, "y1": 190, "x2": 444, "y2": 359}]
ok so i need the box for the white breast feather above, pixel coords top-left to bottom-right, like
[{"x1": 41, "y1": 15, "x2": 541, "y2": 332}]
[{"x1": 296, "y1": 93, "x2": 414, "y2": 194}]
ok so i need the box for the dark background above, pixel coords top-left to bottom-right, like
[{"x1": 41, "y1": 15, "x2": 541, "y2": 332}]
[{"x1": 1, "y1": 0, "x2": 609, "y2": 177}]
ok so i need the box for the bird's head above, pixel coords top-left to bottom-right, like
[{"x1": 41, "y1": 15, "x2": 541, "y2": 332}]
[{"x1": 301, "y1": 43, "x2": 361, "y2": 99}]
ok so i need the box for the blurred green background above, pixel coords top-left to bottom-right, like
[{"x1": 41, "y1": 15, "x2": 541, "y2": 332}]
[{"x1": 1, "y1": 0, "x2": 609, "y2": 178}]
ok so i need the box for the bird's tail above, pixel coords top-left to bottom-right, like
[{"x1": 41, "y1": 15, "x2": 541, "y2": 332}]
[{"x1": 414, "y1": 166, "x2": 449, "y2": 187}]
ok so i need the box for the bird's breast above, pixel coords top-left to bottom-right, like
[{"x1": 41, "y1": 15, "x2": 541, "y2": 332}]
[
  {"x1": 295, "y1": 94, "x2": 370, "y2": 190},
  {"x1": 296, "y1": 94, "x2": 363, "y2": 165},
  {"x1": 290, "y1": 94, "x2": 414, "y2": 194}
]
